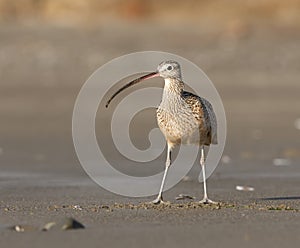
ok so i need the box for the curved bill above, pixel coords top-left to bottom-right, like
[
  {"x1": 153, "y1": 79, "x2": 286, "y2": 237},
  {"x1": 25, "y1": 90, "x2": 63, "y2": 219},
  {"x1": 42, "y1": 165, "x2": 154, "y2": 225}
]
[{"x1": 106, "y1": 71, "x2": 159, "y2": 108}]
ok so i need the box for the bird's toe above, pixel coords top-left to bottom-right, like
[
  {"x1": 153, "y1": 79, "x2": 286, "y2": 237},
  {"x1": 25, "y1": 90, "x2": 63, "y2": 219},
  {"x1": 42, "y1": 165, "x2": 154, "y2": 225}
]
[{"x1": 199, "y1": 198, "x2": 218, "y2": 205}]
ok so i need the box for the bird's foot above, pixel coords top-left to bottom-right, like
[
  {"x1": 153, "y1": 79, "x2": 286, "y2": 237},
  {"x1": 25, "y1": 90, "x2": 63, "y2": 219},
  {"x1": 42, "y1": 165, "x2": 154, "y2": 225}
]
[
  {"x1": 199, "y1": 198, "x2": 218, "y2": 205},
  {"x1": 150, "y1": 196, "x2": 166, "y2": 205},
  {"x1": 151, "y1": 198, "x2": 163, "y2": 205}
]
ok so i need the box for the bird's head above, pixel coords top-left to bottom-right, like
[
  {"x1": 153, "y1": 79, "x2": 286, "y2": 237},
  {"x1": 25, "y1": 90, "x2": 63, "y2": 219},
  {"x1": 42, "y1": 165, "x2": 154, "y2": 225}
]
[{"x1": 157, "y1": 60, "x2": 181, "y2": 79}]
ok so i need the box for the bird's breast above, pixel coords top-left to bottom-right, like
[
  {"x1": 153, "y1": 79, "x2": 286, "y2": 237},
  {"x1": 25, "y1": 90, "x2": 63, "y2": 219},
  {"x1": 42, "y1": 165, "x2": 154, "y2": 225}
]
[{"x1": 156, "y1": 104, "x2": 201, "y2": 145}]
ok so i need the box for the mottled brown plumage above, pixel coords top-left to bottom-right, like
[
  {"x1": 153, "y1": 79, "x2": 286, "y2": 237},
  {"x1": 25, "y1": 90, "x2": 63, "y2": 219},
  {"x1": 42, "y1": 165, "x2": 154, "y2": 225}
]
[
  {"x1": 106, "y1": 60, "x2": 218, "y2": 204},
  {"x1": 157, "y1": 80, "x2": 217, "y2": 148}
]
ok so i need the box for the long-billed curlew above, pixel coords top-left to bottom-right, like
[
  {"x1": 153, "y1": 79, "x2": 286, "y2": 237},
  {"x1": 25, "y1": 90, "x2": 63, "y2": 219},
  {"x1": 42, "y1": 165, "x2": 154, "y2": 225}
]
[{"x1": 106, "y1": 60, "x2": 218, "y2": 204}]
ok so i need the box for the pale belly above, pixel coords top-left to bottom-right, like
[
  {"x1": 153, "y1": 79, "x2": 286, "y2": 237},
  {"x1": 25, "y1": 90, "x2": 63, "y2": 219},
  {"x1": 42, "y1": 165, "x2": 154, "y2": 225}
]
[{"x1": 156, "y1": 108, "x2": 208, "y2": 146}]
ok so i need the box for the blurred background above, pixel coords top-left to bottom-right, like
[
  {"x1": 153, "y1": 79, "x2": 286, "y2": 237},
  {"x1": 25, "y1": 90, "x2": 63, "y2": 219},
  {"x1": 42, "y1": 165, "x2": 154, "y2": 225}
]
[{"x1": 0, "y1": 0, "x2": 299, "y2": 182}]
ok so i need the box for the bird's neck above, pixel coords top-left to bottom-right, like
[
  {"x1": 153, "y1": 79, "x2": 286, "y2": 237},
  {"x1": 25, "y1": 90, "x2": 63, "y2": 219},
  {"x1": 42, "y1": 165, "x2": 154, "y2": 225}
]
[
  {"x1": 163, "y1": 78, "x2": 184, "y2": 94},
  {"x1": 160, "y1": 78, "x2": 184, "y2": 110}
]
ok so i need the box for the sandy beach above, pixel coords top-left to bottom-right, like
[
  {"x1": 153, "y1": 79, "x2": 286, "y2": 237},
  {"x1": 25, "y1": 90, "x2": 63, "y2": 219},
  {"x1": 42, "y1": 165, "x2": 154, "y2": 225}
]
[{"x1": 0, "y1": 17, "x2": 300, "y2": 248}]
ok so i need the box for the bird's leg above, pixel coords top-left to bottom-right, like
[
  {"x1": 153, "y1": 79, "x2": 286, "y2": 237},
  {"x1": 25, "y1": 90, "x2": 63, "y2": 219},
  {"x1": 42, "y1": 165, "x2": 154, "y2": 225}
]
[
  {"x1": 199, "y1": 146, "x2": 217, "y2": 204},
  {"x1": 152, "y1": 143, "x2": 172, "y2": 204}
]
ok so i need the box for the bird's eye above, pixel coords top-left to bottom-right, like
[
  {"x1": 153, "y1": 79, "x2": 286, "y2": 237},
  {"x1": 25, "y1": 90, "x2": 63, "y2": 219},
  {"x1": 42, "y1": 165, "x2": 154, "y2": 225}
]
[{"x1": 167, "y1": 65, "x2": 173, "y2": 71}]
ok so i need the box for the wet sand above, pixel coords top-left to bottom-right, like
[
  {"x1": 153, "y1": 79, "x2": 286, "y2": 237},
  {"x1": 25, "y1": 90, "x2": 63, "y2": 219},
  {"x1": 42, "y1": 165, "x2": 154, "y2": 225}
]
[{"x1": 0, "y1": 24, "x2": 300, "y2": 247}]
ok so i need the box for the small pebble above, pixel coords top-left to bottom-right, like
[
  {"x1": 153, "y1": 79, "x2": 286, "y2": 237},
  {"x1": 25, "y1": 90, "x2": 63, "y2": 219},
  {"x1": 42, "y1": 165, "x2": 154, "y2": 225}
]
[
  {"x1": 42, "y1": 218, "x2": 85, "y2": 231},
  {"x1": 47, "y1": 205, "x2": 59, "y2": 211},
  {"x1": 11, "y1": 225, "x2": 37, "y2": 232},
  {"x1": 236, "y1": 185, "x2": 255, "y2": 191},
  {"x1": 14, "y1": 225, "x2": 24, "y2": 232},
  {"x1": 61, "y1": 217, "x2": 85, "y2": 230},
  {"x1": 273, "y1": 158, "x2": 291, "y2": 166},
  {"x1": 72, "y1": 205, "x2": 82, "y2": 210},
  {"x1": 175, "y1": 194, "x2": 195, "y2": 200},
  {"x1": 41, "y1": 222, "x2": 56, "y2": 231}
]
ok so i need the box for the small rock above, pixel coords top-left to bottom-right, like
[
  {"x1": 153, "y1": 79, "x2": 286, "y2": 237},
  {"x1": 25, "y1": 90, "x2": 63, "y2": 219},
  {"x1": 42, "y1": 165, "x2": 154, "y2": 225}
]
[
  {"x1": 47, "y1": 205, "x2": 60, "y2": 211},
  {"x1": 42, "y1": 218, "x2": 85, "y2": 231},
  {"x1": 41, "y1": 222, "x2": 56, "y2": 231},
  {"x1": 14, "y1": 225, "x2": 25, "y2": 232},
  {"x1": 236, "y1": 185, "x2": 255, "y2": 192},
  {"x1": 60, "y1": 218, "x2": 85, "y2": 230},
  {"x1": 175, "y1": 194, "x2": 195, "y2": 200},
  {"x1": 11, "y1": 225, "x2": 37, "y2": 232},
  {"x1": 72, "y1": 205, "x2": 82, "y2": 210},
  {"x1": 273, "y1": 158, "x2": 291, "y2": 166}
]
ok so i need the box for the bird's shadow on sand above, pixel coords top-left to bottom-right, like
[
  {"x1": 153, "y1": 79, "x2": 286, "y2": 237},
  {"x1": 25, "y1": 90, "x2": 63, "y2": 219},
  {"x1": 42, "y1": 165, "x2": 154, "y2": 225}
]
[{"x1": 259, "y1": 196, "x2": 300, "y2": 201}]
